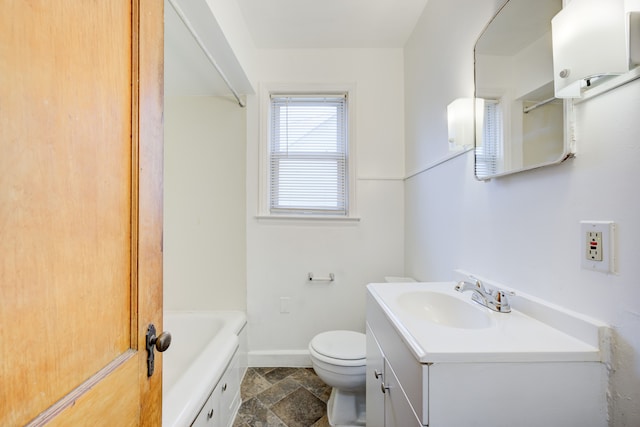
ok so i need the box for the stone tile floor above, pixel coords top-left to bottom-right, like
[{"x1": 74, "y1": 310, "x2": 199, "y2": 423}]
[{"x1": 233, "y1": 367, "x2": 331, "y2": 427}]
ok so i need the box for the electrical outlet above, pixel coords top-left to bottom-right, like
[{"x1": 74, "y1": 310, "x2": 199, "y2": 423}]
[
  {"x1": 580, "y1": 221, "x2": 616, "y2": 274},
  {"x1": 586, "y1": 231, "x2": 603, "y2": 261},
  {"x1": 279, "y1": 297, "x2": 291, "y2": 314}
]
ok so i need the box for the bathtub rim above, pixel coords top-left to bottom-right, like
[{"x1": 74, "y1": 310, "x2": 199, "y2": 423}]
[{"x1": 162, "y1": 310, "x2": 247, "y2": 427}]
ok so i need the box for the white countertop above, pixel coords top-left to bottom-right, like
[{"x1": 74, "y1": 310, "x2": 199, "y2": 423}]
[{"x1": 367, "y1": 281, "x2": 605, "y2": 364}]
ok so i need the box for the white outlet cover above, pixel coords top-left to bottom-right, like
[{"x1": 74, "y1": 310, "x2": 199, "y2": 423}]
[{"x1": 580, "y1": 221, "x2": 616, "y2": 274}]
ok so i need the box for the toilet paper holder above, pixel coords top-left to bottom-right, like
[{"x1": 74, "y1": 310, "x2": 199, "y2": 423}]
[{"x1": 308, "y1": 272, "x2": 335, "y2": 282}]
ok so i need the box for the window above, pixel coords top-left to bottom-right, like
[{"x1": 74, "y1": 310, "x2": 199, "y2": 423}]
[
  {"x1": 268, "y1": 94, "x2": 349, "y2": 216},
  {"x1": 475, "y1": 98, "x2": 502, "y2": 177}
]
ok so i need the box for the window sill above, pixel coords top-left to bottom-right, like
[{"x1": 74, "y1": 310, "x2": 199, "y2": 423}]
[{"x1": 255, "y1": 214, "x2": 361, "y2": 225}]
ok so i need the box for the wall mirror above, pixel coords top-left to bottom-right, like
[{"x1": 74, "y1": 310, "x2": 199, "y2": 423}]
[{"x1": 474, "y1": 0, "x2": 575, "y2": 180}]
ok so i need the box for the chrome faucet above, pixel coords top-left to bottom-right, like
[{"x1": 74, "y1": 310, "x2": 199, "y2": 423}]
[{"x1": 454, "y1": 277, "x2": 512, "y2": 313}]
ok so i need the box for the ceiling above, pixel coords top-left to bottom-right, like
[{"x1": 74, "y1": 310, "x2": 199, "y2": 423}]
[
  {"x1": 165, "y1": 0, "x2": 430, "y2": 96},
  {"x1": 236, "y1": 0, "x2": 430, "y2": 48}
]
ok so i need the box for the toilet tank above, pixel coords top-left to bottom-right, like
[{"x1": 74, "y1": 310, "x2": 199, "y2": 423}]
[{"x1": 383, "y1": 276, "x2": 416, "y2": 283}]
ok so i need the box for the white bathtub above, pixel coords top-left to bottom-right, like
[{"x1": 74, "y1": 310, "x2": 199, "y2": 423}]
[{"x1": 163, "y1": 311, "x2": 247, "y2": 427}]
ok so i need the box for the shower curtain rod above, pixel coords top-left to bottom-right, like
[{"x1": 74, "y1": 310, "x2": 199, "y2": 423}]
[
  {"x1": 167, "y1": 0, "x2": 246, "y2": 108},
  {"x1": 522, "y1": 96, "x2": 557, "y2": 114}
]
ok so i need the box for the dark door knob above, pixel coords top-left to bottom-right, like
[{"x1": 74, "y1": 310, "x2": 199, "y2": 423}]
[
  {"x1": 145, "y1": 323, "x2": 171, "y2": 376},
  {"x1": 152, "y1": 331, "x2": 172, "y2": 352}
]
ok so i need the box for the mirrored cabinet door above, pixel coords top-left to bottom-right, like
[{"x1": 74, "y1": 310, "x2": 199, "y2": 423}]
[{"x1": 474, "y1": 0, "x2": 575, "y2": 180}]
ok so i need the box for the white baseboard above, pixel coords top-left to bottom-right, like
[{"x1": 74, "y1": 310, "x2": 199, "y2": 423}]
[{"x1": 248, "y1": 349, "x2": 312, "y2": 367}]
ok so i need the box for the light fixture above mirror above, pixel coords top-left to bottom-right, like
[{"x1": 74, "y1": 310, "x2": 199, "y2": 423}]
[{"x1": 552, "y1": 0, "x2": 640, "y2": 98}]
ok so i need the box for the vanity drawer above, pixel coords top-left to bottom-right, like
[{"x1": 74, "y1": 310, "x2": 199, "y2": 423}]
[{"x1": 367, "y1": 293, "x2": 429, "y2": 425}]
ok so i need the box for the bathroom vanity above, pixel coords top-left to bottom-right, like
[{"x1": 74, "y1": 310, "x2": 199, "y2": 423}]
[{"x1": 365, "y1": 282, "x2": 609, "y2": 427}]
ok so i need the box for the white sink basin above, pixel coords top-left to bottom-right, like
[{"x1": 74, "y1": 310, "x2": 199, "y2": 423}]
[
  {"x1": 396, "y1": 291, "x2": 492, "y2": 329},
  {"x1": 368, "y1": 281, "x2": 606, "y2": 363}
]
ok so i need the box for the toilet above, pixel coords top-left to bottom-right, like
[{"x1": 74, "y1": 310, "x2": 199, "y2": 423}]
[{"x1": 309, "y1": 330, "x2": 367, "y2": 427}]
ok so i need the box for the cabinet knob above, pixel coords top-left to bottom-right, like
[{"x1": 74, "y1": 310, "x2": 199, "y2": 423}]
[
  {"x1": 381, "y1": 383, "x2": 390, "y2": 394},
  {"x1": 207, "y1": 409, "x2": 214, "y2": 420},
  {"x1": 374, "y1": 369, "x2": 382, "y2": 379}
]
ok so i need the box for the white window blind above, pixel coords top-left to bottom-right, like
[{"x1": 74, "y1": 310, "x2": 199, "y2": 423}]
[
  {"x1": 269, "y1": 94, "x2": 348, "y2": 215},
  {"x1": 475, "y1": 99, "x2": 501, "y2": 177}
]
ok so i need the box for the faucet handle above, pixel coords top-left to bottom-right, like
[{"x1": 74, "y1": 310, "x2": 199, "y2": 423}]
[
  {"x1": 491, "y1": 290, "x2": 512, "y2": 313},
  {"x1": 468, "y1": 275, "x2": 488, "y2": 293}
]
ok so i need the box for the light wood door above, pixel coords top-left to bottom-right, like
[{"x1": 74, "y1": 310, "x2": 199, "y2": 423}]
[{"x1": 0, "y1": 1, "x2": 164, "y2": 425}]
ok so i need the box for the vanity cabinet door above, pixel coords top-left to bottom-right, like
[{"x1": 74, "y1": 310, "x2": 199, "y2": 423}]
[
  {"x1": 384, "y1": 360, "x2": 423, "y2": 427},
  {"x1": 219, "y1": 353, "x2": 241, "y2": 427},
  {"x1": 366, "y1": 323, "x2": 385, "y2": 427},
  {"x1": 367, "y1": 293, "x2": 429, "y2": 424},
  {"x1": 192, "y1": 386, "x2": 221, "y2": 427}
]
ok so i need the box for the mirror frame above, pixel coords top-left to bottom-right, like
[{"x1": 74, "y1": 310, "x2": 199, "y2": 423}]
[{"x1": 473, "y1": 0, "x2": 575, "y2": 181}]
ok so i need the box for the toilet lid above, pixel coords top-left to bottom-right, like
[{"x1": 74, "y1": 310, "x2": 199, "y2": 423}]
[{"x1": 310, "y1": 330, "x2": 366, "y2": 361}]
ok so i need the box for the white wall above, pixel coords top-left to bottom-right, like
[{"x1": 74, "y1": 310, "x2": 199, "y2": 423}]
[
  {"x1": 245, "y1": 49, "x2": 405, "y2": 365},
  {"x1": 404, "y1": 0, "x2": 640, "y2": 425},
  {"x1": 164, "y1": 96, "x2": 247, "y2": 311}
]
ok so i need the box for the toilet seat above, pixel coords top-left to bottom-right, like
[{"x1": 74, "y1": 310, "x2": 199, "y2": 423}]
[{"x1": 309, "y1": 331, "x2": 366, "y2": 367}]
